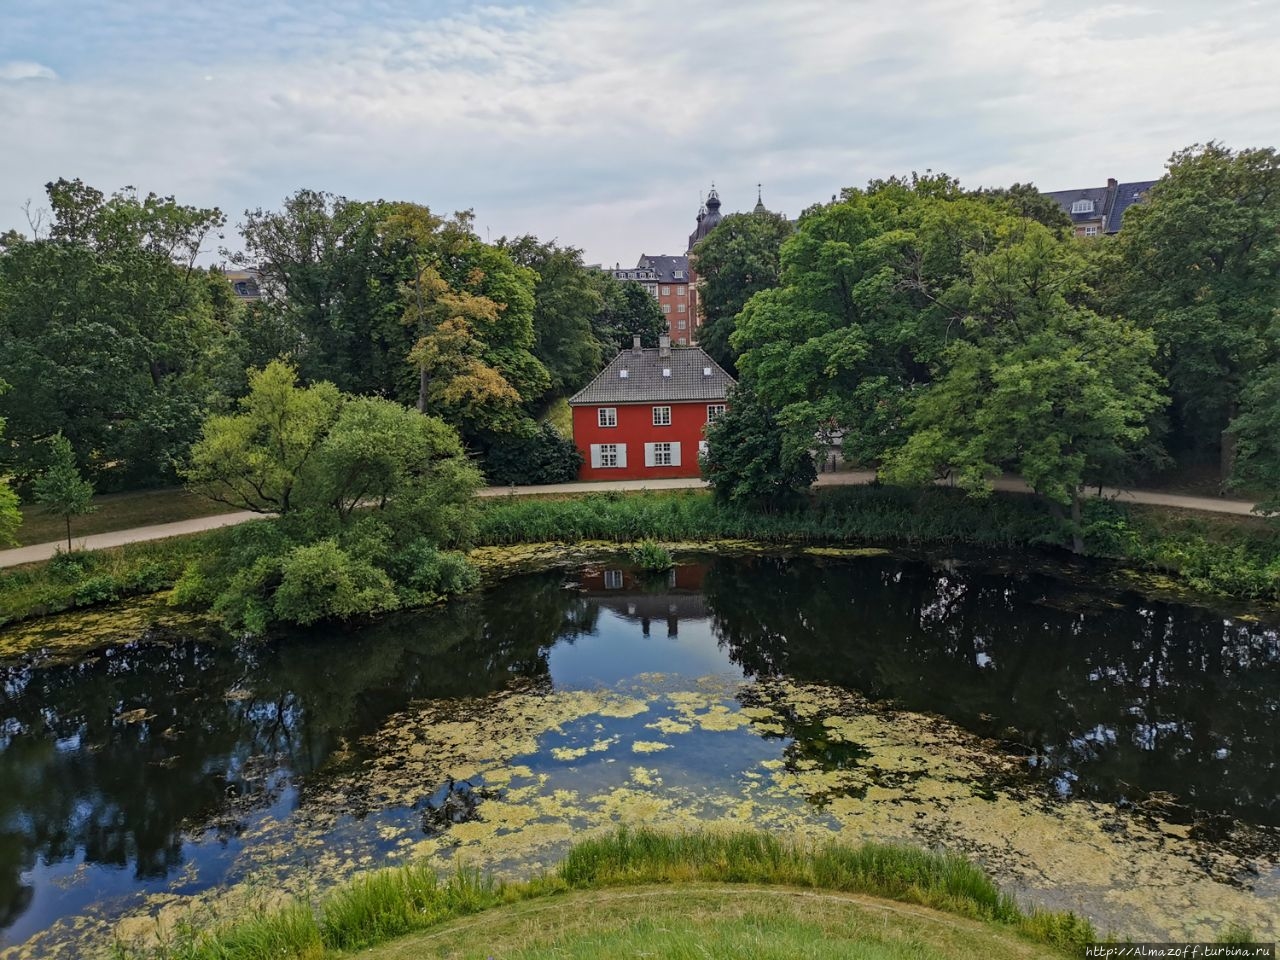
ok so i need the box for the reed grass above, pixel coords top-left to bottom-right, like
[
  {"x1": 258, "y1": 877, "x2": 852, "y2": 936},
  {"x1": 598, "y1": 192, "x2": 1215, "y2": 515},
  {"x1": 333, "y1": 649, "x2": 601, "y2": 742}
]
[{"x1": 113, "y1": 827, "x2": 1098, "y2": 960}]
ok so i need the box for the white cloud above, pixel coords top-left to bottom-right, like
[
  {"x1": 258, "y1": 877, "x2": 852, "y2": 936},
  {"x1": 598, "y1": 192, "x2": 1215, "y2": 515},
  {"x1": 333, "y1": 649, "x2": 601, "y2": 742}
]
[
  {"x1": 0, "y1": 0, "x2": 1278, "y2": 266},
  {"x1": 0, "y1": 60, "x2": 57, "y2": 82}
]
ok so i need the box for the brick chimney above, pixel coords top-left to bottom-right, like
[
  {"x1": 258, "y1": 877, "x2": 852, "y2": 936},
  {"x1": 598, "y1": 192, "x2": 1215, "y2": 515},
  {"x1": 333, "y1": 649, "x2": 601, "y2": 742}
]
[
  {"x1": 1107, "y1": 177, "x2": 1117, "y2": 188},
  {"x1": 659, "y1": 334, "x2": 671, "y2": 358}
]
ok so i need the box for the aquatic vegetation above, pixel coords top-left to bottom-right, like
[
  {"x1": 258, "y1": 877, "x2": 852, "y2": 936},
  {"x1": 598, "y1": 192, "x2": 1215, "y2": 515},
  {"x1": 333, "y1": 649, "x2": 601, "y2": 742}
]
[{"x1": 626, "y1": 539, "x2": 674, "y2": 571}]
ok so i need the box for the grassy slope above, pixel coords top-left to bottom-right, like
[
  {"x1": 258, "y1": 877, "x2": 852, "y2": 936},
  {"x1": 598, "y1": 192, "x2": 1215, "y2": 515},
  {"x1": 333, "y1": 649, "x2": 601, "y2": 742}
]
[
  {"x1": 367, "y1": 885, "x2": 1062, "y2": 960},
  {"x1": 115, "y1": 828, "x2": 1091, "y2": 960},
  {"x1": 14, "y1": 487, "x2": 237, "y2": 546}
]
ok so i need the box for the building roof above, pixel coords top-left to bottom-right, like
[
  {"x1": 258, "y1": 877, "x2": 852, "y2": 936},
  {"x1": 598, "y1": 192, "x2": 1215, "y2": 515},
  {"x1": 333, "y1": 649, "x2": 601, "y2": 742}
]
[
  {"x1": 569, "y1": 342, "x2": 736, "y2": 405},
  {"x1": 635, "y1": 254, "x2": 691, "y2": 283},
  {"x1": 1044, "y1": 177, "x2": 1158, "y2": 233},
  {"x1": 687, "y1": 185, "x2": 724, "y2": 251},
  {"x1": 1044, "y1": 186, "x2": 1110, "y2": 224},
  {"x1": 1106, "y1": 180, "x2": 1158, "y2": 233}
]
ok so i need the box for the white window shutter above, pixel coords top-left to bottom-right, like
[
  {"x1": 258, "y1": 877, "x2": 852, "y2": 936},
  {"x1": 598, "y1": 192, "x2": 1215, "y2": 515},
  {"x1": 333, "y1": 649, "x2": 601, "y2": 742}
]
[
  {"x1": 644, "y1": 443, "x2": 656, "y2": 467},
  {"x1": 616, "y1": 444, "x2": 628, "y2": 468},
  {"x1": 590, "y1": 444, "x2": 602, "y2": 468},
  {"x1": 670, "y1": 442, "x2": 682, "y2": 467}
]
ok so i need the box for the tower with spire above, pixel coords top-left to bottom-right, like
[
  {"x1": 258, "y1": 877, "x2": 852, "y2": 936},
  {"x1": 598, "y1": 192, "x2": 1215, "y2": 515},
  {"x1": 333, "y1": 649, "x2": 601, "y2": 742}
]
[{"x1": 687, "y1": 184, "x2": 724, "y2": 253}]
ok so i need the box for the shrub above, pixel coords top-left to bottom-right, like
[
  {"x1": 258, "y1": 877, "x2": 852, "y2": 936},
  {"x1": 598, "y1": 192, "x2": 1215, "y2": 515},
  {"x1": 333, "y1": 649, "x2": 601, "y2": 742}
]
[
  {"x1": 272, "y1": 539, "x2": 400, "y2": 626},
  {"x1": 483, "y1": 422, "x2": 582, "y2": 486}
]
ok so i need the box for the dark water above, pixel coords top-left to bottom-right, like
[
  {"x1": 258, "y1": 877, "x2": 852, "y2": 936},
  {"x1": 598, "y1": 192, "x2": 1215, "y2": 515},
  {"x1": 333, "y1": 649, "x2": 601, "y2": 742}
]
[{"x1": 2, "y1": 551, "x2": 1279, "y2": 947}]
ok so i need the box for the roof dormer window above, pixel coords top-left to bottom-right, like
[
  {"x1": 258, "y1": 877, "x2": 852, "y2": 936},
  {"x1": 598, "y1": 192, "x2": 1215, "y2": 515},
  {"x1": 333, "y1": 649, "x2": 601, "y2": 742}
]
[
  {"x1": 662, "y1": 368, "x2": 671, "y2": 377},
  {"x1": 1071, "y1": 199, "x2": 1094, "y2": 214},
  {"x1": 703, "y1": 367, "x2": 712, "y2": 376},
  {"x1": 674, "y1": 270, "x2": 684, "y2": 279},
  {"x1": 619, "y1": 369, "x2": 629, "y2": 379}
]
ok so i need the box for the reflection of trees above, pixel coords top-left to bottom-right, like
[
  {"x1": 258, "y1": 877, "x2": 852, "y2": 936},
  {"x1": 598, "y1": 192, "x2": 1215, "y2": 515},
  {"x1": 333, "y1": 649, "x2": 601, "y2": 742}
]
[
  {"x1": 704, "y1": 555, "x2": 1280, "y2": 824},
  {"x1": 0, "y1": 571, "x2": 594, "y2": 934}
]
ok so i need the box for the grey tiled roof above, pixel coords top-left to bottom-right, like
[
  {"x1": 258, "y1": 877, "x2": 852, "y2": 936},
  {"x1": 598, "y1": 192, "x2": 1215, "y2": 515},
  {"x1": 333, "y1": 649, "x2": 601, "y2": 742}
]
[
  {"x1": 636, "y1": 254, "x2": 691, "y2": 283},
  {"x1": 1044, "y1": 186, "x2": 1110, "y2": 223},
  {"x1": 1106, "y1": 180, "x2": 1158, "y2": 233},
  {"x1": 569, "y1": 345, "x2": 736, "y2": 405}
]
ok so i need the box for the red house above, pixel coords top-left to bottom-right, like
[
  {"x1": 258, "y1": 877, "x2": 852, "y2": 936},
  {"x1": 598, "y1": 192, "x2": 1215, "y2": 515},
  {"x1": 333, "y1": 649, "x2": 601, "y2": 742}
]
[{"x1": 569, "y1": 335, "x2": 735, "y2": 481}]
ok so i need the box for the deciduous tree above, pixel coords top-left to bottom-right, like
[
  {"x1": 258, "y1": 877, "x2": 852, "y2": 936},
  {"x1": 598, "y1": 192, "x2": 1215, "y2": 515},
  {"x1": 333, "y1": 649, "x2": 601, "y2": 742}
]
[{"x1": 32, "y1": 433, "x2": 96, "y2": 551}]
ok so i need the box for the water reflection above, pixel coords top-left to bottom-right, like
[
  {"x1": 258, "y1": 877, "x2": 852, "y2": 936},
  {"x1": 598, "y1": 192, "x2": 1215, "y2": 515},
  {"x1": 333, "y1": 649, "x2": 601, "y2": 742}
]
[{"x1": 2, "y1": 551, "x2": 1279, "y2": 944}]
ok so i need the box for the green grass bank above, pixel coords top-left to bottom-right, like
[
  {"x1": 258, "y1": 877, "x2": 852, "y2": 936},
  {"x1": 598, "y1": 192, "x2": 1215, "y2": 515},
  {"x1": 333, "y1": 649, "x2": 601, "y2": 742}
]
[
  {"x1": 110, "y1": 827, "x2": 1095, "y2": 959},
  {"x1": 3, "y1": 485, "x2": 1279, "y2": 631}
]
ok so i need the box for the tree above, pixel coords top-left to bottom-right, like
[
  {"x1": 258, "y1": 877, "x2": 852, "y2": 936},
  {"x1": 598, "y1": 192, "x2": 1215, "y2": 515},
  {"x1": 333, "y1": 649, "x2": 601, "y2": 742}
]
[
  {"x1": 969, "y1": 182, "x2": 1072, "y2": 230},
  {"x1": 0, "y1": 179, "x2": 232, "y2": 486},
  {"x1": 881, "y1": 227, "x2": 1166, "y2": 551},
  {"x1": 702, "y1": 385, "x2": 816, "y2": 510},
  {"x1": 1228, "y1": 362, "x2": 1280, "y2": 515},
  {"x1": 500, "y1": 236, "x2": 605, "y2": 398},
  {"x1": 32, "y1": 433, "x2": 97, "y2": 551},
  {"x1": 183, "y1": 361, "x2": 343, "y2": 514},
  {"x1": 590, "y1": 276, "x2": 666, "y2": 351},
  {"x1": 732, "y1": 176, "x2": 1019, "y2": 466},
  {"x1": 0, "y1": 384, "x2": 19, "y2": 546},
  {"x1": 1112, "y1": 143, "x2": 1280, "y2": 474},
  {"x1": 691, "y1": 209, "x2": 793, "y2": 373}
]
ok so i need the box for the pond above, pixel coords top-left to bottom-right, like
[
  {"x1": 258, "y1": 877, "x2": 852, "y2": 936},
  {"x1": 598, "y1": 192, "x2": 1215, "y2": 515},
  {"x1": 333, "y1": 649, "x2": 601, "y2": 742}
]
[{"x1": 2, "y1": 550, "x2": 1280, "y2": 956}]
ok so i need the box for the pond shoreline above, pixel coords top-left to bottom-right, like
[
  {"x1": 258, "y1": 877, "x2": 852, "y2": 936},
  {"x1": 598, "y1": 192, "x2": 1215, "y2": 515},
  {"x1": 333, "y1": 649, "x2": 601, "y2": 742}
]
[{"x1": 3, "y1": 535, "x2": 1277, "y2": 665}]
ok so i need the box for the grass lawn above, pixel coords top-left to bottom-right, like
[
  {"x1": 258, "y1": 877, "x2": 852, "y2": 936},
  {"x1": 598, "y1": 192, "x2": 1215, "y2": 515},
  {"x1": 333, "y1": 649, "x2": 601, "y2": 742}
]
[
  {"x1": 365, "y1": 884, "x2": 1063, "y2": 960},
  {"x1": 13, "y1": 488, "x2": 239, "y2": 546},
  {"x1": 538, "y1": 396, "x2": 573, "y2": 437}
]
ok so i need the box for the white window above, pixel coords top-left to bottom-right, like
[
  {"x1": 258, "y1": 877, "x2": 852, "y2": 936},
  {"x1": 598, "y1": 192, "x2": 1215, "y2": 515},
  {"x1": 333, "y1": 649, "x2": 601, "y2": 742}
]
[
  {"x1": 1071, "y1": 199, "x2": 1094, "y2": 214},
  {"x1": 707, "y1": 404, "x2": 726, "y2": 423},
  {"x1": 677, "y1": 337, "x2": 687, "y2": 345},
  {"x1": 652, "y1": 406, "x2": 671, "y2": 426},
  {"x1": 604, "y1": 569, "x2": 623, "y2": 589},
  {"x1": 676, "y1": 285, "x2": 685, "y2": 295},
  {"x1": 597, "y1": 407, "x2": 617, "y2": 428},
  {"x1": 619, "y1": 369, "x2": 629, "y2": 379},
  {"x1": 677, "y1": 303, "x2": 686, "y2": 312},
  {"x1": 645, "y1": 441, "x2": 680, "y2": 467},
  {"x1": 703, "y1": 366, "x2": 712, "y2": 376},
  {"x1": 590, "y1": 442, "x2": 628, "y2": 469},
  {"x1": 677, "y1": 320, "x2": 687, "y2": 330},
  {"x1": 662, "y1": 304, "x2": 671, "y2": 314},
  {"x1": 698, "y1": 440, "x2": 709, "y2": 458},
  {"x1": 1084, "y1": 225, "x2": 1099, "y2": 237},
  {"x1": 662, "y1": 367, "x2": 671, "y2": 377},
  {"x1": 674, "y1": 270, "x2": 684, "y2": 279},
  {"x1": 662, "y1": 285, "x2": 671, "y2": 295}
]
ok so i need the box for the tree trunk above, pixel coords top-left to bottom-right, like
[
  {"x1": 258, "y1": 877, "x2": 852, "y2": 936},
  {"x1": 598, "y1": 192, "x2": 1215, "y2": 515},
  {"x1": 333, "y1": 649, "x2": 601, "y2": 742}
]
[
  {"x1": 417, "y1": 367, "x2": 428, "y2": 414},
  {"x1": 65, "y1": 516, "x2": 72, "y2": 552},
  {"x1": 1070, "y1": 488, "x2": 1084, "y2": 555},
  {"x1": 1220, "y1": 423, "x2": 1237, "y2": 488}
]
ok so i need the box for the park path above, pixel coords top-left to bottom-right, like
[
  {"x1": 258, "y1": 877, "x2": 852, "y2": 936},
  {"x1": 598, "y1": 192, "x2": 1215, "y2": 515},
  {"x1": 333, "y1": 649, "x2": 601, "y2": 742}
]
[{"x1": 0, "y1": 472, "x2": 1262, "y2": 570}]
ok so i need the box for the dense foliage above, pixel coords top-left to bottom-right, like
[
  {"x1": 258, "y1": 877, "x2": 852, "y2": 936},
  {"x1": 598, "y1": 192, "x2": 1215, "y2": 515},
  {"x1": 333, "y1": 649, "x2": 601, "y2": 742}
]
[
  {"x1": 176, "y1": 362, "x2": 481, "y2": 632},
  {"x1": 0, "y1": 179, "x2": 236, "y2": 487},
  {"x1": 0, "y1": 384, "x2": 19, "y2": 546},
  {"x1": 481, "y1": 422, "x2": 582, "y2": 486},
  {"x1": 702, "y1": 385, "x2": 816, "y2": 509}
]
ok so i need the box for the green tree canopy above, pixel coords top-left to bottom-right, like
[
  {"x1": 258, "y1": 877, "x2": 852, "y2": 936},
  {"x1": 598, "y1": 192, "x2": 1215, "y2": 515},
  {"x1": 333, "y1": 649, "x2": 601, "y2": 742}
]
[
  {"x1": 881, "y1": 227, "x2": 1166, "y2": 549},
  {"x1": 500, "y1": 236, "x2": 606, "y2": 398},
  {"x1": 702, "y1": 385, "x2": 816, "y2": 510},
  {"x1": 0, "y1": 383, "x2": 19, "y2": 546},
  {"x1": 1111, "y1": 143, "x2": 1280, "y2": 471},
  {"x1": 0, "y1": 178, "x2": 234, "y2": 486},
  {"x1": 691, "y1": 209, "x2": 794, "y2": 374},
  {"x1": 732, "y1": 175, "x2": 1020, "y2": 465},
  {"x1": 184, "y1": 361, "x2": 344, "y2": 514},
  {"x1": 590, "y1": 276, "x2": 666, "y2": 351}
]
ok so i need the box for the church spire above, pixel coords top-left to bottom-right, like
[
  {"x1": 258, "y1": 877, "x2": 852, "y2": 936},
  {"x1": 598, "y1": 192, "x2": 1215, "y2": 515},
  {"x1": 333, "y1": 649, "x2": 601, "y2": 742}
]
[{"x1": 753, "y1": 183, "x2": 767, "y2": 214}]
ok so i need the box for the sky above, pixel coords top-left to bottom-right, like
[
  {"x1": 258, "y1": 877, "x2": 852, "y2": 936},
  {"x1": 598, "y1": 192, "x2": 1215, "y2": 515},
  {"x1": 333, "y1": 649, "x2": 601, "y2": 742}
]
[{"x1": 1, "y1": 0, "x2": 1277, "y2": 267}]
